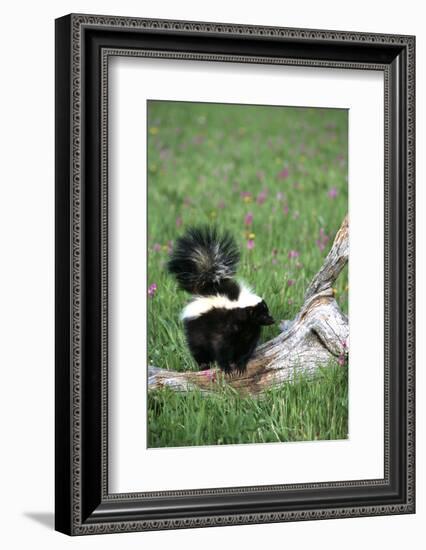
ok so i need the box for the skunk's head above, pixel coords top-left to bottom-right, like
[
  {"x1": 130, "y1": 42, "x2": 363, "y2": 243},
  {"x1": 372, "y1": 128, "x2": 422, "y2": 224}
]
[
  {"x1": 252, "y1": 300, "x2": 275, "y2": 326},
  {"x1": 235, "y1": 300, "x2": 274, "y2": 326}
]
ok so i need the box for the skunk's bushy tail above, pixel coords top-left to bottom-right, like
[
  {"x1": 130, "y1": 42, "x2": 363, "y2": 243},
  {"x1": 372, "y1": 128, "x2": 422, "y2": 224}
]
[{"x1": 167, "y1": 226, "x2": 240, "y2": 296}]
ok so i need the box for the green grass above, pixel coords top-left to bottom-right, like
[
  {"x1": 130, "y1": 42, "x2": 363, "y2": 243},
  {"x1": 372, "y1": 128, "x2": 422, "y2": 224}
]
[
  {"x1": 147, "y1": 100, "x2": 348, "y2": 448},
  {"x1": 148, "y1": 365, "x2": 348, "y2": 448}
]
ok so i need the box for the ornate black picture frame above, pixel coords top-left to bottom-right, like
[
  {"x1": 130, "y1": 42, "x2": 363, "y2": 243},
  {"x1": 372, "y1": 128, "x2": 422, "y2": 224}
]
[{"x1": 55, "y1": 14, "x2": 415, "y2": 535}]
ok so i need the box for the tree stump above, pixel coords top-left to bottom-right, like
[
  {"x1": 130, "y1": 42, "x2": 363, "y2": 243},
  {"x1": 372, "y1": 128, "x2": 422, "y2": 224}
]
[{"x1": 148, "y1": 215, "x2": 349, "y2": 395}]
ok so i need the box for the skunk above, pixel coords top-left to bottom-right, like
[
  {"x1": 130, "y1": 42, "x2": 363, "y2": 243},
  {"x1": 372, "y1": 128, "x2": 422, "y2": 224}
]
[{"x1": 167, "y1": 226, "x2": 274, "y2": 374}]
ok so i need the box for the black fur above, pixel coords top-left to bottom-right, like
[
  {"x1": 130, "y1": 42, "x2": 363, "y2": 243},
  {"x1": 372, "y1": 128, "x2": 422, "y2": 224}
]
[
  {"x1": 168, "y1": 226, "x2": 274, "y2": 375},
  {"x1": 167, "y1": 225, "x2": 240, "y2": 297},
  {"x1": 184, "y1": 300, "x2": 274, "y2": 374}
]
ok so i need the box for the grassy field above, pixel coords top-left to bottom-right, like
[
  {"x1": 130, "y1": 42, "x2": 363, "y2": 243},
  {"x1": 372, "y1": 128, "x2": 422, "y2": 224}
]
[{"x1": 147, "y1": 100, "x2": 348, "y2": 448}]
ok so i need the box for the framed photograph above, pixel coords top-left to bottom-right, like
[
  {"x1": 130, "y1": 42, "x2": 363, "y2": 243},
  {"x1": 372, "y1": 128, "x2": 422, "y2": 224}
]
[{"x1": 55, "y1": 14, "x2": 415, "y2": 535}]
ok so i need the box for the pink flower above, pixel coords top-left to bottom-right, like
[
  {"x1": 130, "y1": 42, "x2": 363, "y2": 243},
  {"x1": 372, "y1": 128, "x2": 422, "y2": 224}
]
[
  {"x1": 247, "y1": 239, "x2": 255, "y2": 250},
  {"x1": 202, "y1": 369, "x2": 216, "y2": 381},
  {"x1": 328, "y1": 187, "x2": 338, "y2": 199},
  {"x1": 287, "y1": 279, "x2": 295, "y2": 287},
  {"x1": 256, "y1": 190, "x2": 268, "y2": 205},
  {"x1": 316, "y1": 227, "x2": 330, "y2": 252},
  {"x1": 271, "y1": 258, "x2": 278, "y2": 265},
  {"x1": 176, "y1": 217, "x2": 183, "y2": 228},
  {"x1": 277, "y1": 167, "x2": 289, "y2": 180},
  {"x1": 337, "y1": 354, "x2": 346, "y2": 367},
  {"x1": 244, "y1": 212, "x2": 254, "y2": 226},
  {"x1": 283, "y1": 204, "x2": 289, "y2": 216},
  {"x1": 148, "y1": 283, "x2": 157, "y2": 297},
  {"x1": 288, "y1": 250, "x2": 300, "y2": 259},
  {"x1": 152, "y1": 243, "x2": 162, "y2": 252}
]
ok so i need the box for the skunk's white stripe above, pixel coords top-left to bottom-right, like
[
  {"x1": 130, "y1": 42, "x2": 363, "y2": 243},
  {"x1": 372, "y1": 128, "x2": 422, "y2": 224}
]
[{"x1": 180, "y1": 283, "x2": 262, "y2": 320}]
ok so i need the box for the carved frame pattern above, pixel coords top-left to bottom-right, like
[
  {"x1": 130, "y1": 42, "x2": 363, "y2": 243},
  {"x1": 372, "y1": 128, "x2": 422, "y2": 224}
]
[{"x1": 55, "y1": 13, "x2": 415, "y2": 535}]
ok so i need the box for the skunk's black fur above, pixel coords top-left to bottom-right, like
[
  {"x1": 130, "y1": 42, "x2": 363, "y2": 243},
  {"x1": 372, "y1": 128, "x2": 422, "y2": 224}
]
[
  {"x1": 168, "y1": 226, "x2": 274, "y2": 374},
  {"x1": 167, "y1": 226, "x2": 240, "y2": 297}
]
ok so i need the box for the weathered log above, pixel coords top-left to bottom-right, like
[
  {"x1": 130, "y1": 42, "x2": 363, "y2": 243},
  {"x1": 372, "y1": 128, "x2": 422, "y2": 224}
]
[{"x1": 148, "y1": 215, "x2": 349, "y2": 395}]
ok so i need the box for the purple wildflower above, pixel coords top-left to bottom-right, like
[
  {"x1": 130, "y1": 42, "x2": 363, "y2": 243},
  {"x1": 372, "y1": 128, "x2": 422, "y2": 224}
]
[
  {"x1": 288, "y1": 250, "x2": 300, "y2": 260},
  {"x1": 277, "y1": 167, "x2": 289, "y2": 180},
  {"x1": 316, "y1": 227, "x2": 330, "y2": 252},
  {"x1": 148, "y1": 283, "x2": 157, "y2": 298},
  {"x1": 287, "y1": 279, "x2": 295, "y2": 287},
  {"x1": 244, "y1": 212, "x2": 254, "y2": 226},
  {"x1": 256, "y1": 190, "x2": 268, "y2": 204},
  {"x1": 328, "y1": 187, "x2": 338, "y2": 199},
  {"x1": 202, "y1": 369, "x2": 216, "y2": 381},
  {"x1": 283, "y1": 204, "x2": 289, "y2": 216},
  {"x1": 247, "y1": 239, "x2": 255, "y2": 250},
  {"x1": 152, "y1": 243, "x2": 162, "y2": 252}
]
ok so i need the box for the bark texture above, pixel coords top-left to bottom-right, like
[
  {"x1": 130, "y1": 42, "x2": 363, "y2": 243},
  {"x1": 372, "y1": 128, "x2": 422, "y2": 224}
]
[{"x1": 148, "y1": 215, "x2": 349, "y2": 395}]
